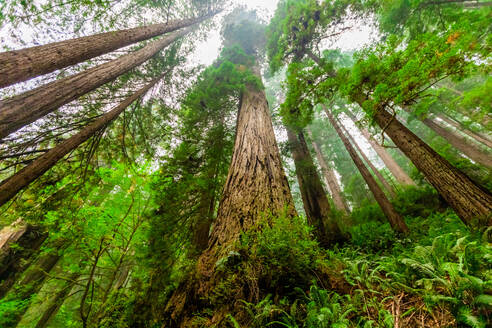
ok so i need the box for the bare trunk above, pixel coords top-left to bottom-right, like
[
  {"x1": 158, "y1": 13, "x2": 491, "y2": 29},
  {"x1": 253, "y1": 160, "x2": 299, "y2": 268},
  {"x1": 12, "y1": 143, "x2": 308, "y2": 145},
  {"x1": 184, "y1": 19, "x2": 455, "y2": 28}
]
[
  {"x1": 436, "y1": 114, "x2": 492, "y2": 149},
  {"x1": 0, "y1": 29, "x2": 187, "y2": 140},
  {"x1": 0, "y1": 12, "x2": 217, "y2": 88},
  {"x1": 33, "y1": 272, "x2": 80, "y2": 328},
  {"x1": 0, "y1": 74, "x2": 164, "y2": 207},
  {"x1": 166, "y1": 67, "x2": 297, "y2": 325},
  {"x1": 368, "y1": 105, "x2": 492, "y2": 225},
  {"x1": 308, "y1": 134, "x2": 350, "y2": 214},
  {"x1": 345, "y1": 111, "x2": 416, "y2": 186},
  {"x1": 325, "y1": 107, "x2": 409, "y2": 233},
  {"x1": 422, "y1": 117, "x2": 492, "y2": 168},
  {"x1": 286, "y1": 127, "x2": 345, "y2": 246},
  {"x1": 341, "y1": 123, "x2": 397, "y2": 198},
  {"x1": 0, "y1": 220, "x2": 47, "y2": 299}
]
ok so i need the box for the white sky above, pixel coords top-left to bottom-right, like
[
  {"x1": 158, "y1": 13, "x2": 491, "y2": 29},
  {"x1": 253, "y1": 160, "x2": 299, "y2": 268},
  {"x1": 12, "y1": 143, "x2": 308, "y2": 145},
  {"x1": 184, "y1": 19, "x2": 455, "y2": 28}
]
[{"x1": 191, "y1": 0, "x2": 376, "y2": 66}]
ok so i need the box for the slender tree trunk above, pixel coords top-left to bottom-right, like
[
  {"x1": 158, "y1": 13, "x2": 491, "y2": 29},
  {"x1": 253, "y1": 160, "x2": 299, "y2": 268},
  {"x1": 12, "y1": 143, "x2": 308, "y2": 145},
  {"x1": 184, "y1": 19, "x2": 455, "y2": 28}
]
[
  {"x1": 436, "y1": 114, "x2": 492, "y2": 149},
  {"x1": 0, "y1": 12, "x2": 218, "y2": 88},
  {"x1": 33, "y1": 272, "x2": 80, "y2": 328},
  {"x1": 422, "y1": 117, "x2": 492, "y2": 168},
  {"x1": 0, "y1": 73, "x2": 164, "y2": 207},
  {"x1": 0, "y1": 28, "x2": 188, "y2": 140},
  {"x1": 345, "y1": 111, "x2": 416, "y2": 186},
  {"x1": 308, "y1": 134, "x2": 350, "y2": 214},
  {"x1": 0, "y1": 220, "x2": 48, "y2": 299},
  {"x1": 192, "y1": 190, "x2": 216, "y2": 254},
  {"x1": 340, "y1": 123, "x2": 397, "y2": 198},
  {"x1": 367, "y1": 105, "x2": 492, "y2": 225},
  {"x1": 286, "y1": 127, "x2": 345, "y2": 246},
  {"x1": 166, "y1": 66, "x2": 297, "y2": 325},
  {"x1": 325, "y1": 107, "x2": 409, "y2": 233},
  {"x1": 308, "y1": 50, "x2": 492, "y2": 225}
]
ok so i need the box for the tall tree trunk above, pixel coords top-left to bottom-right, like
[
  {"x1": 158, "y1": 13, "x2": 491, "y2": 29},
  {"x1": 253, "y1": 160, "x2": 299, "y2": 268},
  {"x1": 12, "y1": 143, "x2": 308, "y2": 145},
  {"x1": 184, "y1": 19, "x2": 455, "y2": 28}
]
[
  {"x1": 308, "y1": 133, "x2": 350, "y2": 214},
  {"x1": 0, "y1": 220, "x2": 47, "y2": 299},
  {"x1": 367, "y1": 105, "x2": 492, "y2": 225},
  {"x1": 325, "y1": 107, "x2": 409, "y2": 233},
  {"x1": 0, "y1": 12, "x2": 217, "y2": 88},
  {"x1": 166, "y1": 67, "x2": 297, "y2": 325},
  {"x1": 33, "y1": 272, "x2": 80, "y2": 328},
  {"x1": 340, "y1": 123, "x2": 397, "y2": 198},
  {"x1": 308, "y1": 50, "x2": 492, "y2": 225},
  {"x1": 435, "y1": 113, "x2": 492, "y2": 149},
  {"x1": 0, "y1": 73, "x2": 164, "y2": 207},
  {"x1": 286, "y1": 127, "x2": 345, "y2": 246},
  {"x1": 421, "y1": 117, "x2": 492, "y2": 168},
  {"x1": 0, "y1": 28, "x2": 188, "y2": 140},
  {"x1": 345, "y1": 111, "x2": 416, "y2": 186}
]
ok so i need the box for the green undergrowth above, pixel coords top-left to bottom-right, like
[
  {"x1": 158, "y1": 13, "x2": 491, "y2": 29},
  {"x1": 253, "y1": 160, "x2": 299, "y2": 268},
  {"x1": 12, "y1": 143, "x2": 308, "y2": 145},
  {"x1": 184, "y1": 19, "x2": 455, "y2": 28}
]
[{"x1": 217, "y1": 210, "x2": 491, "y2": 328}]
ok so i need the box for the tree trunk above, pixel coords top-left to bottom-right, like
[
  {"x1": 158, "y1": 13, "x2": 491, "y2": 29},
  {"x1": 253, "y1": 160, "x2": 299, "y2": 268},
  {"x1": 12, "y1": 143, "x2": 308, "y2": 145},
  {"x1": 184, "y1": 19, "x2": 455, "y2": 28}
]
[
  {"x1": 0, "y1": 12, "x2": 217, "y2": 88},
  {"x1": 368, "y1": 105, "x2": 492, "y2": 225},
  {"x1": 308, "y1": 134, "x2": 350, "y2": 214},
  {"x1": 192, "y1": 191, "x2": 216, "y2": 254},
  {"x1": 0, "y1": 220, "x2": 48, "y2": 299},
  {"x1": 325, "y1": 107, "x2": 409, "y2": 233},
  {"x1": 0, "y1": 28, "x2": 187, "y2": 140},
  {"x1": 286, "y1": 127, "x2": 345, "y2": 246},
  {"x1": 435, "y1": 113, "x2": 492, "y2": 149},
  {"x1": 345, "y1": 111, "x2": 416, "y2": 186},
  {"x1": 33, "y1": 272, "x2": 80, "y2": 328},
  {"x1": 422, "y1": 117, "x2": 492, "y2": 168},
  {"x1": 166, "y1": 67, "x2": 297, "y2": 325},
  {"x1": 340, "y1": 123, "x2": 397, "y2": 198},
  {"x1": 0, "y1": 73, "x2": 164, "y2": 207}
]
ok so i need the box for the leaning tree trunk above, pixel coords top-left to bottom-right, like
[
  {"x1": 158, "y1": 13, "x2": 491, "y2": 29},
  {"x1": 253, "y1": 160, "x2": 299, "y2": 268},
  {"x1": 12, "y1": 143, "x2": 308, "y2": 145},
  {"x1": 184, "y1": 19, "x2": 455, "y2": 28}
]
[
  {"x1": 286, "y1": 127, "x2": 345, "y2": 245},
  {"x1": 308, "y1": 134, "x2": 350, "y2": 214},
  {"x1": 0, "y1": 11, "x2": 217, "y2": 88},
  {"x1": 0, "y1": 220, "x2": 47, "y2": 299},
  {"x1": 33, "y1": 272, "x2": 80, "y2": 328},
  {"x1": 325, "y1": 107, "x2": 409, "y2": 233},
  {"x1": 436, "y1": 114, "x2": 492, "y2": 149},
  {"x1": 0, "y1": 28, "x2": 188, "y2": 140},
  {"x1": 0, "y1": 73, "x2": 165, "y2": 207},
  {"x1": 345, "y1": 111, "x2": 416, "y2": 186},
  {"x1": 165, "y1": 67, "x2": 297, "y2": 326},
  {"x1": 422, "y1": 117, "x2": 492, "y2": 168},
  {"x1": 340, "y1": 123, "x2": 397, "y2": 198},
  {"x1": 367, "y1": 104, "x2": 492, "y2": 225}
]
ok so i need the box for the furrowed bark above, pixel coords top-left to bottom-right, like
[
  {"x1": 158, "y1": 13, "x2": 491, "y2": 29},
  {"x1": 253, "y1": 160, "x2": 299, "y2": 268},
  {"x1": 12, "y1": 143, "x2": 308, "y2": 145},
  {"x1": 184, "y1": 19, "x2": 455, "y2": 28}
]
[
  {"x1": 308, "y1": 133, "x2": 350, "y2": 214},
  {"x1": 345, "y1": 111, "x2": 416, "y2": 186},
  {"x1": 422, "y1": 117, "x2": 492, "y2": 168},
  {"x1": 0, "y1": 28, "x2": 188, "y2": 140},
  {"x1": 0, "y1": 74, "x2": 164, "y2": 207},
  {"x1": 0, "y1": 11, "x2": 218, "y2": 88},
  {"x1": 367, "y1": 105, "x2": 492, "y2": 225},
  {"x1": 286, "y1": 127, "x2": 345, "y2": 246},
  {"x1": 325, "y1": 107, "x2": 409, "y2": 233},
  {"x1": 341, "y1": 123, "x2": 397, "y2": 198}
]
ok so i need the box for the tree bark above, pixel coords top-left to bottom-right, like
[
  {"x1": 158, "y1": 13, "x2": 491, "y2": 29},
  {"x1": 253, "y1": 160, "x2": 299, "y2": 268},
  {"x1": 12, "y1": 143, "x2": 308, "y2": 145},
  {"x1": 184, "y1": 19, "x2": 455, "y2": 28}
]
[
  {"x1": 345, "y1": 111, "x2": 416, "y2": 186},
  {"x1": 422, "y1": 117, "x2": 492, "y2": 168},
  {"x1": 435, "y1": 114, "x2": 492, "y2": 149},
  {"x1": 0, "y1": 12, "x2": 217, "y2": 88},
  {"x1": 286, "y1": 127, "x2": 345, "y2": 245},
  {"x1": 0, "y1": 28, "x2": 188, "y2": 140},
  {"x1": 308, "y1": 134, "x2": 350, "y2": 214},
  {"x1": 368, "y1": 105, "x2": 492, "y2": 225},
  {"x1": 166, "y1": 67, "x2": 297, "y2": 325},
  {"x1": 340, "y1": 123, "x2": 397, "y2": 198},
  {"x1": 325, "y1": 107, "x2": 409, "y2": 233},
  {"x1": 0, "y1": 73, "x2": 164, "y2": 207},
  {"x1": 0, "y1": 220, "x2": 48, "y2": 299}
]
